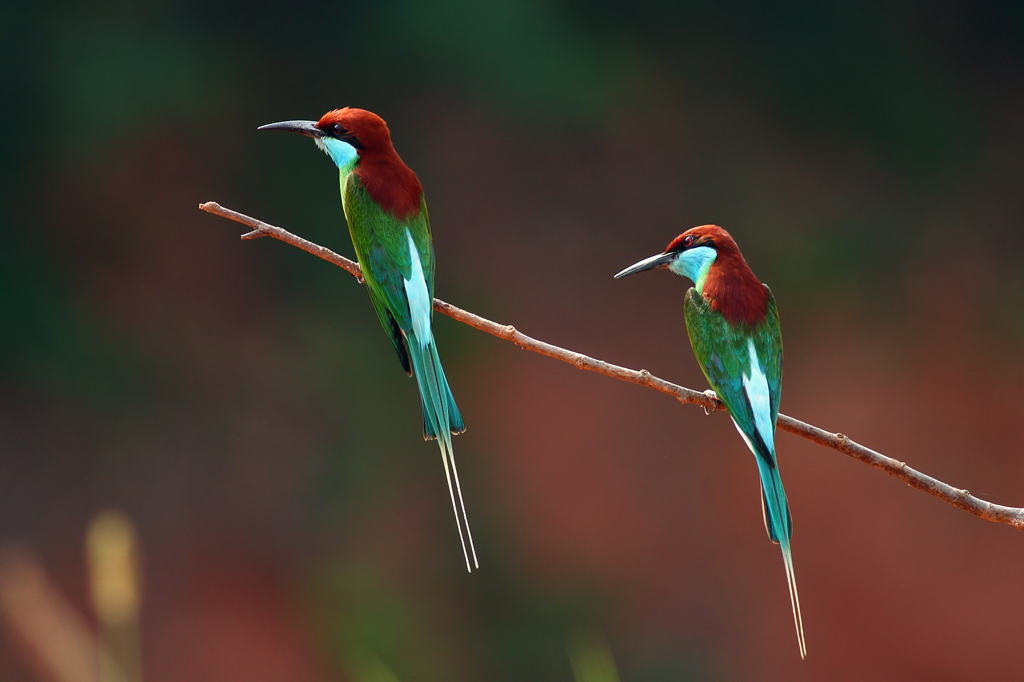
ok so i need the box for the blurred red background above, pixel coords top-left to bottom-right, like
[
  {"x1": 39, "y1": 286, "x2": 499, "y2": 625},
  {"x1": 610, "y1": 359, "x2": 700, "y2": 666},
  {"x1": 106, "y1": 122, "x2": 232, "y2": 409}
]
[{"x1": 2, "y1": 1, "x2": 1024, "y2": 680}]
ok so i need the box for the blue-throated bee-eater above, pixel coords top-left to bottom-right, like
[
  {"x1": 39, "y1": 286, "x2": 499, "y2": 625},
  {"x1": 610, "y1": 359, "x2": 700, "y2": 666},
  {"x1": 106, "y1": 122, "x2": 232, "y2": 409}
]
[
  {"x1": 615, "y1": 225, "x2": 806, "y2": 658},
  {"x1": 260, "y1": 108, "x2": 477, "y2": 571}
]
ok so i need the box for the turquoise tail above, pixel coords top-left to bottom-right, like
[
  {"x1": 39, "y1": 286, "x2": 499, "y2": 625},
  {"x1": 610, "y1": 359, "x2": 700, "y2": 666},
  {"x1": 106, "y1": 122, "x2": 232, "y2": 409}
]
[
  {"x1": 754, "y1": 448, "x2": 806, "y2": 659},
  {"x1": 406, "y1": 329, "x2": 476, "y2": 572}
]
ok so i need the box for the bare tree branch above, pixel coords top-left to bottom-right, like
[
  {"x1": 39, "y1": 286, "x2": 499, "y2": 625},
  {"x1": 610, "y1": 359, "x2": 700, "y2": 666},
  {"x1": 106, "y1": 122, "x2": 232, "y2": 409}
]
[{"x1": 200, "y1": 201, "x2": 1024, "y2": 531}]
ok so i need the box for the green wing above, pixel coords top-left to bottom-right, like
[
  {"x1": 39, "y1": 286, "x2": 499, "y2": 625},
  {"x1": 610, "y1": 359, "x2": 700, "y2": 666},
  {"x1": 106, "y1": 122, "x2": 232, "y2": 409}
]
[
  {"x1": 683, "y1": 286, "x2": 783, "y2": 449},
  {"x1": 342, "y1": 172, "x2": 434, "y2": 371},
  {"x1": 366, "y1": 286, "x2": 411, "y2": 375}
]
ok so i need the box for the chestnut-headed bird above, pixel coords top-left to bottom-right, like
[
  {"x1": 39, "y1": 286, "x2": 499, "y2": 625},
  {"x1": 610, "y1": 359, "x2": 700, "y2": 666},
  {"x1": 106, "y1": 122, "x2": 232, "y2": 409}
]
[
  {"x1": 260, "y1": 108, "x2": 477, "y2": 571},
  {"x1": 615, "y1": 225, "x2": 805, "y2": 658}
]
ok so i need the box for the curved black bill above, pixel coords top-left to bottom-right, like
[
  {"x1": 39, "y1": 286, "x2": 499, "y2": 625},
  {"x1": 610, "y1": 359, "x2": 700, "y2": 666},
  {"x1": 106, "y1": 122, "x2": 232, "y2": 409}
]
[
  {"x1": 257, "y1": 120, "x2": 323, "y2": 137},
  {"x1": 614, "y1": 252, "x2": 676, "y2": 279}
]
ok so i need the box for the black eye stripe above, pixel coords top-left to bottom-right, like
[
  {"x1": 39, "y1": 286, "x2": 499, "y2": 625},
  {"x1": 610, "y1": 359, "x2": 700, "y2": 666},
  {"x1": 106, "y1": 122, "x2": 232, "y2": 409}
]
[{"x1": 327, "y1": 123, "x2": 364, "y2": 149}]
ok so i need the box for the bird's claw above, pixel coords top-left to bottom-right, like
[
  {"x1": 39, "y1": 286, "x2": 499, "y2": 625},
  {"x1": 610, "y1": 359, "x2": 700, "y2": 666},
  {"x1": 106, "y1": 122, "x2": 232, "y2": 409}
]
[{"x1": 702, "y1": 389, "x2": 717, "y2": 415}]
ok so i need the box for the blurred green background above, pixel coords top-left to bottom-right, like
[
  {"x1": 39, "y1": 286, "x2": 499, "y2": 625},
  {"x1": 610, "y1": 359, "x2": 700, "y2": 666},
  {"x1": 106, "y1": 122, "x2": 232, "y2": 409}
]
[{"x1": 3, "y1": 0, "x2": 1024, "y2": 679}]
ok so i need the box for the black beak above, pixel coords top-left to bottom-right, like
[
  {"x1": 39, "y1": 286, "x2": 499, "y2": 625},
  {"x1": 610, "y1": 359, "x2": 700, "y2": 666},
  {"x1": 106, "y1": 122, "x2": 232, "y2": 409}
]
[
  {"x1": 614, "y1": 251, "x2": 676, "y2": 279},
  {"x1": 257, "y1": 120, "x2": 323, "y2": 138}
]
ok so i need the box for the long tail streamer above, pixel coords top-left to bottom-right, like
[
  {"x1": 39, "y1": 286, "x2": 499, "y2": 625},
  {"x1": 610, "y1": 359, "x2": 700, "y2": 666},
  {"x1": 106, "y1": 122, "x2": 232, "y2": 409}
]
[
  {"x1": 408, "y1": 332, "x2": 477, "y2": 572},
  {"x1": 780, "y1": 537, "x2": 806, "y2": 659},
  {"x1": 761, "y1": 465, "x2": 805, "y2": 658}
]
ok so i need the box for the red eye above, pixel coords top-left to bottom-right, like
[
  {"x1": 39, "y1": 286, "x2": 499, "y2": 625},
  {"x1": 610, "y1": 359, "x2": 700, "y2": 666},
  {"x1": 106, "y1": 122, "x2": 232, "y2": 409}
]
[
  {"x1": 683, "y1": 235, "x2": 693, "y2": 247},
  {"x1": 333, "y1": 123, "x2": 344, "y2": 136}
]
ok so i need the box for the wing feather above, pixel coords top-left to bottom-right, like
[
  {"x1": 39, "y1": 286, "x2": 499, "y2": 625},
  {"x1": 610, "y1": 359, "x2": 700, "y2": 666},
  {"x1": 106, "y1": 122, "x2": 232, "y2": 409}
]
[
  {"x1": 343, "y1": 172, "x2": 434, "y2": 369},
  {"x1": 683, "y1": 287, "x2": 783, "y2": 458}
]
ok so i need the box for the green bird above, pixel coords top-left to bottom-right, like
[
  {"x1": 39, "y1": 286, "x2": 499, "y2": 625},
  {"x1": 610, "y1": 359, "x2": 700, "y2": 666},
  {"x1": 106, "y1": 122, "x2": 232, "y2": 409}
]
[
  {"x1": 260, "y1": 108, "x2": 476, "y2": 571},
  {"x1": 615, "y1": 225, "x2": 805, "y2": 658}
]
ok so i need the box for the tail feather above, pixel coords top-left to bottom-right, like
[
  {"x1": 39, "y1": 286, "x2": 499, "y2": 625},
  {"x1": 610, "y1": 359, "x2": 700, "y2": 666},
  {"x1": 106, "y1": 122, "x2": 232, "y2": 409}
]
[
  {"x1": 755, "y1": 458, "x2": 793, "y2": 544},
  {"x1": 780, "y1": 537, "x2": 806, "y2": 659},
  {"x1": 407, "y1": 330, "x2": 477, "y2": 572},
  {"x1": 419, "y1": 349, "x2": 465, "y2": 437},
  {"x1": 749, "y1": 435, "x2": 805, "y2": 659}
]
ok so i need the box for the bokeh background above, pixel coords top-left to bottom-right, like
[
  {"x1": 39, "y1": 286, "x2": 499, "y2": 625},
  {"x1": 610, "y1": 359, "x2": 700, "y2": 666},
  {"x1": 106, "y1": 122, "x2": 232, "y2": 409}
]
[{"x1": 3, "y1": 0, "x2": 1024, "y2": 679}]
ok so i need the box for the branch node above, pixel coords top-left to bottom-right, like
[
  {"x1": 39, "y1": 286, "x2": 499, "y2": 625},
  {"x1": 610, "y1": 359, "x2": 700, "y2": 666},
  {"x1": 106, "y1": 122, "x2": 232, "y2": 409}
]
[
  {"x1": 638, "y1": 369, "x2": 652, "y2": 382},
  {"x1": 240, "y1": 229, "x2": 266, "y2": 240}
]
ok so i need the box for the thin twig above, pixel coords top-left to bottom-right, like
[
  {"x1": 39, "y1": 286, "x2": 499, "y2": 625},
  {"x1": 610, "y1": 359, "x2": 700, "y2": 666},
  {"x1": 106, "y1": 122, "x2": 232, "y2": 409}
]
[{"x1": 199, "y1": 201, "x2": 1024, "y2": 531}]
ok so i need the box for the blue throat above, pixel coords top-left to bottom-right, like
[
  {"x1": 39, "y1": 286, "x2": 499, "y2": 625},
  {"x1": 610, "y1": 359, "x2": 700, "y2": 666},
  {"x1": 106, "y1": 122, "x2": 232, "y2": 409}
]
[
  {"x1": 316, "y1": 136, "x2": 359, "y2": 173},
  {"x1": 669, "y1": 246, "x2": 717, "y2": 292}
]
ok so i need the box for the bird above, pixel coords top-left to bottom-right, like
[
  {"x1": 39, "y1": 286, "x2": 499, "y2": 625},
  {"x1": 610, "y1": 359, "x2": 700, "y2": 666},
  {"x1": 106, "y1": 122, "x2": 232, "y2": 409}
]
[
  {"x1": 614, "y1": 225, "x2": 806, "y2": 658},
  {"x1": 259, "y1": 108, "x2": 477, "y2": 572}
]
